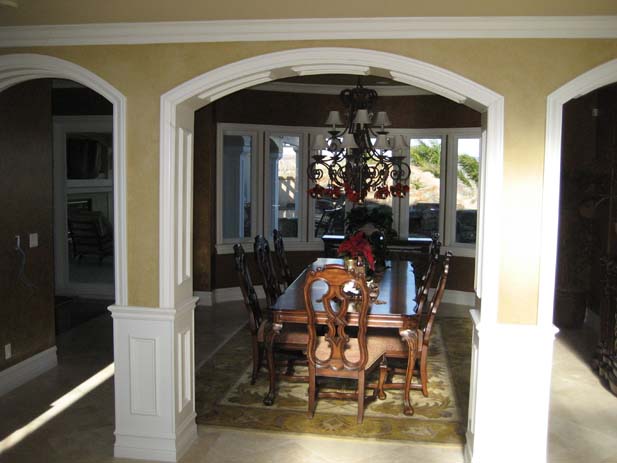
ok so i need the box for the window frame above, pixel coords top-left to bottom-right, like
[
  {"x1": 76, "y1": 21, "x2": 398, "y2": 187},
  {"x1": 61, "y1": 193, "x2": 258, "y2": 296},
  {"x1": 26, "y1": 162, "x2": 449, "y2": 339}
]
[
  {"x1": 215, "y1": 123, "x2": 481, "y2": 257},
  {"x1": 216, "y1": 125, "x2": 261, "y2": 249},
  {"x1": 263, "y1": 129, "x2": 308, "y2": 244}
]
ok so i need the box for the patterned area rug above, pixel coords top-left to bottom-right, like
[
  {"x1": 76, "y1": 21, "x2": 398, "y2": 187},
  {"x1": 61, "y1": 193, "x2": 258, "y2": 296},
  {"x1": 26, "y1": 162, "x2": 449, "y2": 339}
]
[{"x1": 196, "y1": 317, "x2": 471, "y2": 444}]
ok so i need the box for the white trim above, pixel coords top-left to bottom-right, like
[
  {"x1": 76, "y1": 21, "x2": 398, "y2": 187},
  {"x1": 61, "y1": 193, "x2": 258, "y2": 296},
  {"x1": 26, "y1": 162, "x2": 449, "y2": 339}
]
[
  {"x1": 467, "y1": 316, "x2": 558, "y2": 463},
  {"x1": 161, "y1": 45, "x2": 502, "y2": 330},
  {"x1": 441, "y1": 289, "x2": 476, "y2": 306},
  {"x1": 193, "y1": 291, "x2": 212, "y2": 306},
  {"x1": 1, "y1": 16, "x2": 616, "y2": 47},
  {"x1": 0, "y1": 347, "x2": 58, "y2": 396},
  {"x1": 0, "y1": 54, "x2": 128, "y2": 306},
  {"x1": 539, "y1": 58, "x2": 617, "y2": 329},
  {"x1": 109, "y1": 300, "x2": 198, "y2": 463}
]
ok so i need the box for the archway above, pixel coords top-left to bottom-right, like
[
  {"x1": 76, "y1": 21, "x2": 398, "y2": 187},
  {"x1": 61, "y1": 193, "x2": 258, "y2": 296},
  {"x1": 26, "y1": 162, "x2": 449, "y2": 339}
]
[
  {"x1": 154, "y1": 47, "x2": 504, "y2": 462},
  {"x1": 540, "y1": 58, "x2": 617, "y2": 328},
  {"x1": 0, "y1": 53, "x2": 128, "y2": 306},
  {"x1": 159, "y1": 47, "x2": 504, "y2": 318}
]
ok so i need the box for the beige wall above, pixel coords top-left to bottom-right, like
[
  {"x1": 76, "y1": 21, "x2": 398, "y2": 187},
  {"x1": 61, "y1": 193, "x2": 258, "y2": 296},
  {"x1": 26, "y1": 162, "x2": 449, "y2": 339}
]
[
  {"x1": 2, "y1": 39, "x2": 617, "y2": 323},
  {"x1": 2, "y1": 0, "x2": 617, "y2": 25}
]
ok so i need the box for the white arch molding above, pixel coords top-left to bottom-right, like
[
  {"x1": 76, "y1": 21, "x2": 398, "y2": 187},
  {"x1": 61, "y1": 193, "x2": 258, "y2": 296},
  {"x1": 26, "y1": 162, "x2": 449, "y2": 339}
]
[
  {"x1": 159, "y1": 47, "x2": 505, "y2": 318},
  {"x1": 0, "y1": 53, "x2": 128, "y2": 306},
  {"x1": 539, "y1": 59, "x2": 617, "y2": 327},
  {"x1": 158, "y1": 47, "x2": 505, "y2": 463}
]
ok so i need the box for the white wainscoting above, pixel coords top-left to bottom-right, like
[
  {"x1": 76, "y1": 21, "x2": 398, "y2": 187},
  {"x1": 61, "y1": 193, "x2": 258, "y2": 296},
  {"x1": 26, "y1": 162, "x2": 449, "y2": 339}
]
[
  {"x1": 0, "y1": 346, "x2": 57, "y2": 397},
  {"x1": 109, "y1": 299, "x2": 197, "y2": 462},
  {"x1": 465, "y1": 310, "x2": 558, "y2": 463}
]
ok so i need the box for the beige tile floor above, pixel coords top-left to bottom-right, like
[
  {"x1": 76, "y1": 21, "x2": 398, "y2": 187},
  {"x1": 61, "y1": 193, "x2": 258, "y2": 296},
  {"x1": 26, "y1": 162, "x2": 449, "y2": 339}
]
[{"x1": 0, "y1": 302, "x2": 615, "y2": 463}]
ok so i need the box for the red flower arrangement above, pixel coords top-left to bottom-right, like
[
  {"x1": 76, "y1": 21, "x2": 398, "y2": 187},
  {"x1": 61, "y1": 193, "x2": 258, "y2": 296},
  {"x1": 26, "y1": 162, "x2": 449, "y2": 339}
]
[
  {"x1": 337, "y1": 231, "x2": 375, "y2": 271},
  {"x1": 390, "y1": 183, "x2": 410, "y2": 198}
]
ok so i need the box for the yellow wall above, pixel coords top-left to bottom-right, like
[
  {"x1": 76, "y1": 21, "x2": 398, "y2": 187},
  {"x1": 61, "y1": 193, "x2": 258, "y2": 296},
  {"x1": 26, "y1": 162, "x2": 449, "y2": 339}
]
[
  {"x1": 2, "y1": 39, "x2": 617, "y2": 323},
  {"x1": 2, "y1": 0, "x2": 617, "y2": 25}
]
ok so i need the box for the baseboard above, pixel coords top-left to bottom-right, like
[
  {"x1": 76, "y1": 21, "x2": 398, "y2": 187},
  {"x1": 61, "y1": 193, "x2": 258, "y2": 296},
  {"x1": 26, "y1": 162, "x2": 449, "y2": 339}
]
[
  {"x1": 114, "y1": 413, "x2": 197, "y2": 462},
  {"x1": 442, "y1": 289, "x2": 475, "y2": 306},
  {"x1": 0, "y1": 346, "x2": 58, "y2": 396},
  {"x1": 193, "y1": 291, "x2": 213, "y2": 306}
]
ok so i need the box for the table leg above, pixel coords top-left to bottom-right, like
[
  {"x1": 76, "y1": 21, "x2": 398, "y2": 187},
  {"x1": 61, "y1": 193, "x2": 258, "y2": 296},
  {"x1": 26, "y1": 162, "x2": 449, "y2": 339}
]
[
  {"x1": 400, "y1": 328, "x2": 419, "y2": 416},
  {"x1": 263, "y1": 321, "x2": 282, "y2": 406}
]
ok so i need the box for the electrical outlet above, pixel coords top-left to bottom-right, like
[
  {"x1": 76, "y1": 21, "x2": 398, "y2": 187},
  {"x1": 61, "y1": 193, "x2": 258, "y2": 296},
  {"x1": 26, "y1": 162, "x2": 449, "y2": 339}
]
[
  {"x1": 4, "y1": 343, "x2": 11, "y2": 360},
  {"x1": 29, "y1": 233, "x2": 38, "y2": 248}
]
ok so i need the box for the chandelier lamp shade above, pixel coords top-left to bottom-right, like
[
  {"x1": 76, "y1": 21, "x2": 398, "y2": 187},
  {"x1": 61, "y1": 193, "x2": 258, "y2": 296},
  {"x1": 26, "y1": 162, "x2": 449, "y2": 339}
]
[{"x1": 307, "y1": 81, "x2": 411, "y2": 204}]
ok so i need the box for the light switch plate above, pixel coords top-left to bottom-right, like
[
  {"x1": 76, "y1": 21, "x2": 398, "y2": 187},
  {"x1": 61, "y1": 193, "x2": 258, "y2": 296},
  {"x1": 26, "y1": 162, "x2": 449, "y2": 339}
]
[
  {"x1": 4, "y1": 344, "x2": 11, "y2": 360},
  {"x1": 29, "y1": 233, "x2": 38, "y2": 248}
]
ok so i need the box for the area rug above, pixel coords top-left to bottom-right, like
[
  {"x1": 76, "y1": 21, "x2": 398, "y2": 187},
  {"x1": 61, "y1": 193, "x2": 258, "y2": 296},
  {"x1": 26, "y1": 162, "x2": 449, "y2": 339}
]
[{"x1": 196, "y1": 317, "x2": 471, "y2": 444}]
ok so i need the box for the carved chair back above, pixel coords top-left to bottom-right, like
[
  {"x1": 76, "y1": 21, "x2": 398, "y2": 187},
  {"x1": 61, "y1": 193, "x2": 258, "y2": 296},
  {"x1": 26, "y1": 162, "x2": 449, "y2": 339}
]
[
  {"x1": 273, "y1": 229, "x2": 294, "y2": 288},
  {"x1": 253, "y1": 235, "x2": 282, "y2": 307},
  {"x1": 233, "y1": 244, "x2": 262, "y2": 335},
  {"x1": 421, "y1": 251, "x2": 452, "y2": 348},
  {"x1": 303, "y1": 265, "x2": 371, "y2": 373}
]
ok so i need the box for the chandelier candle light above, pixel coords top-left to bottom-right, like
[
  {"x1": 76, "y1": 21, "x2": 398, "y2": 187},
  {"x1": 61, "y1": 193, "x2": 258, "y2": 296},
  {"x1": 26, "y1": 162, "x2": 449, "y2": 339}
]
[{"x1": 308, "y1": 81, "x2": 411, "y2": 203}]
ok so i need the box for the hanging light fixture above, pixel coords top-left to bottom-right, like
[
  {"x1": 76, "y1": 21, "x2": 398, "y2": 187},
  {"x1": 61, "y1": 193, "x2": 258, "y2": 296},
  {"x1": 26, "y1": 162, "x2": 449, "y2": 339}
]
[{"x1": 307, "y1": 80, "x2": 411, "y2": 204}]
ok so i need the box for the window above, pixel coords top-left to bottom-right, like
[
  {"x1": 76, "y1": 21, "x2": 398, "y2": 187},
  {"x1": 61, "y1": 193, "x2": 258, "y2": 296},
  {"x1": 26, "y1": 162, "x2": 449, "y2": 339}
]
[
  {"x1": 220, "y1": 131, "x2": 257, "y2": 241},
  {"x1": 265, "y1": 133, "x2": 303, "y2": 240},
  {"x1": 217, "y1": 124, "x2": 480, "y2": 256}
]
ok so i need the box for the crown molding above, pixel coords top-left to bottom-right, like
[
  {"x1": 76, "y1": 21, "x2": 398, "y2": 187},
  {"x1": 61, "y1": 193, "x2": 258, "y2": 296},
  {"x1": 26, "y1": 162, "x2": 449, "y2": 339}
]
[{"x1": 0, "y1": 16, "x2": 616, "y2": 47}]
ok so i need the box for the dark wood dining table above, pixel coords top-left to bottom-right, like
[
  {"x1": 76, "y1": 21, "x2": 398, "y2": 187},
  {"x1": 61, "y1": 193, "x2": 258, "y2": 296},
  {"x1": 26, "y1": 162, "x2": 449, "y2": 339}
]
[{"x1": 264, "y1": 257, "x2": 421, "y2": 415}]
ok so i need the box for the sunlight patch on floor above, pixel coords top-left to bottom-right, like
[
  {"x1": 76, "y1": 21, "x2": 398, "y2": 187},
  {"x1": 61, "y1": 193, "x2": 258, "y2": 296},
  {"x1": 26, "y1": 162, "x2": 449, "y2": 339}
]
[{"x1": 0, "y1": 363, "x2": 114, "y2": 454}]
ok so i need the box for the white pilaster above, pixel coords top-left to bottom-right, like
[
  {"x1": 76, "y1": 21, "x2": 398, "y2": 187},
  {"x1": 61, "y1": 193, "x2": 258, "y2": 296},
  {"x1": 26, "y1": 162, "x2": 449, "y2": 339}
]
[
  {"x1": 465, "y1": 309, "x2": 558, "y2": 463},
  {"x1": 109, "y1": 297, "x2": 197, "y2": 462}
]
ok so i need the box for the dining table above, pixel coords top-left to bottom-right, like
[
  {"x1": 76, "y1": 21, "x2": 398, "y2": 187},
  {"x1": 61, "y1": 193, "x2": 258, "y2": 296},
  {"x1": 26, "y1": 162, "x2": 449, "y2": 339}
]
[{"x1": 264, "y1": 257, "x2": 421, "y2": 416}]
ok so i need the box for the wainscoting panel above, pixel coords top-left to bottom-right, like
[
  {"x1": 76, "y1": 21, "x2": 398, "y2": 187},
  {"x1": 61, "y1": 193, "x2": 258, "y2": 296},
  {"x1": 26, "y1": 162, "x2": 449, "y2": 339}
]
[
  {"x1": 109, "y1": 299, "x2": 197, "y2": 462},
  {"x1": 129, "y1": 337, "x2": 158, "y2": 416}
]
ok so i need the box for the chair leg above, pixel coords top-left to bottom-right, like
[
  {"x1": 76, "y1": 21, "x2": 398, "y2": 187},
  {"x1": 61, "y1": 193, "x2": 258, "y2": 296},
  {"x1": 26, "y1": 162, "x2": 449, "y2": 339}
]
[
  {"x1": 420, "y1": 347, "x2": 429, "y2": 397},
  {"x1": 378, "y1": 356, "x2": 387, "y2": 400},
  {"x1": 357, "y1": 373, "x2": 365, "y2": 424},
  {"x1": 308, "y1": 367, "x2": 316, "y2": 419},
  {"x1": 250, "y1": 335, "x2": 261, "y2": 385}
]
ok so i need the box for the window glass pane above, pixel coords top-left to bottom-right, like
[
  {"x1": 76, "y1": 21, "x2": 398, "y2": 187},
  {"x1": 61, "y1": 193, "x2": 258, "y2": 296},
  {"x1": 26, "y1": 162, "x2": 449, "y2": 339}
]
[
  {"x1": 222, "y1": 134, "x2": 252, "y2": 240},
  {"x1": 364, "y1": 138, "x2": 393, "y2": 214},
  {"x1": 269, "y1": 135, "x2": 300, "y2": 238},
  {"x1": 456, "y1": 138, "x2": 480, "y2": 244},
  {"x1": 312, "y1": 147, "x2": 346, "y2": 238},
  {"x1": 408, "y1": 138, "x2": 442, "y2": 238}
]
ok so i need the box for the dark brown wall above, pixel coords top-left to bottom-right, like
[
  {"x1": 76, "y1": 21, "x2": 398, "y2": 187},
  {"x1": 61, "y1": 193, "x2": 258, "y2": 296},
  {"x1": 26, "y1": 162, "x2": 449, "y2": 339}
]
[
  {"x1": 193, "y1": 105, "x2": 217, "y2": 291},
  {"x1": 558, "y1": 83, "x2": 617, "y2": 322},
  {"x1": 52, "y1": 87, "x2": 113, "y2": 115},
  {"x1": 0, "y1": 80, "x2": 55, "y2": 372},
  {"x1": 215, "y1": 90, "x2": 481, "y2": 128},
  {"x1": 193, "y1": 89, "x2": 480, "y2": 293}
]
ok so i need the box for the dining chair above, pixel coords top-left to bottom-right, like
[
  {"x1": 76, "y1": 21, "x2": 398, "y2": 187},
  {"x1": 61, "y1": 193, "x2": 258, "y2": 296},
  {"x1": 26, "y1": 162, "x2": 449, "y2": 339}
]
[
  {"x1": 303, "y1": 264, "x2": 388, "y2": 424},
  {"x1": 371, "y1": 251, "x2": 452, "y2": 398},
  {"x1": 234, "y1": 243, "x2": 307, "y2": 384},
  {"x1": 272, "y1": 229, "x2": 294, "y2": 288},
  {"x1": 253, "y1": 235, "x2": 282, "y2": 307}
]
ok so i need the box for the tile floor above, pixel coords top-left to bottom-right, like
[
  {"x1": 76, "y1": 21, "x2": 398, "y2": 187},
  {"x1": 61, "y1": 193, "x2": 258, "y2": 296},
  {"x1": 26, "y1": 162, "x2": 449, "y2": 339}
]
[{"x1": 0, "y1": 302, "x2": 615, "y2": 463}]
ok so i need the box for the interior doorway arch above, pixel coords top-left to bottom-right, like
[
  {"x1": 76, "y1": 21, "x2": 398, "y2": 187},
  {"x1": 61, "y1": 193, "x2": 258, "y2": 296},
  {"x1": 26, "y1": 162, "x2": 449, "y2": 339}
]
[
  {"x1": 159, "y1": 47, "x2": 505, "y2": 321},
  {"x1": 0, "y1": 53, "x2": 128, "y2": 305},
  {"x1": 156, "y1": 47, "x2": 504, "y2": 462},
  {"x1": 539, "y1": 58, "x2": 617, "y2": 328}
]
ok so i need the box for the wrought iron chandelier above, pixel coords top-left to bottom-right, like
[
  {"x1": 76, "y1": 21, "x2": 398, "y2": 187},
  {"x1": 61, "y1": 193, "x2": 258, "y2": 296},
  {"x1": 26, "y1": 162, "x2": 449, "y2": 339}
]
[{"x1": 307, "y1": 81, "x2": 411, "y2": 204}]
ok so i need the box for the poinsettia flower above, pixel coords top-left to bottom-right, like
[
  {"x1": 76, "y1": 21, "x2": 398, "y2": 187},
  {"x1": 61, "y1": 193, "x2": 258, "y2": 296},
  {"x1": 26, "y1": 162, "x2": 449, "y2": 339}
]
[{"x1": 337, "y1": 231, "x2": 375, "y2": 270}]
